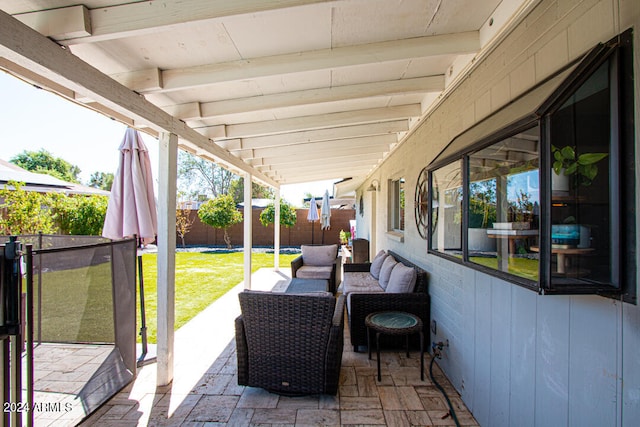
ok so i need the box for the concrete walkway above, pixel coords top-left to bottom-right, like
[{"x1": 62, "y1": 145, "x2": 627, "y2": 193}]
[{"x1": 79, "y1": 268, "x2": 478, "y2": 426}]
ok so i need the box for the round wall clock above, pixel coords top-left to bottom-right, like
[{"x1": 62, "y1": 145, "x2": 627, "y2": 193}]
[{"x1": 414, "y1": 166, "x2": 429, "y2": 239}]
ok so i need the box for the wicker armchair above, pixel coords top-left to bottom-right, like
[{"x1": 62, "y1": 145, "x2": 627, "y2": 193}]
[
  {"x1": 290, "y1": 244, "x2": 340, "y2": 293},
  {"x1": 344, "y1": 251, "x2": 430, "y2": 352},
  {"x1": 235, "y1": 291, "x2": 345, "y2": 395}
]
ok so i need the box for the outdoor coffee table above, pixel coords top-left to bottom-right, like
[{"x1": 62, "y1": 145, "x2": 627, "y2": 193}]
[
  {"x1": 285, "y1": 278, "x2": 329, "y2": 293},
  {"x1": 365, "y1": 311, "x2": 424, "y2": 381}
]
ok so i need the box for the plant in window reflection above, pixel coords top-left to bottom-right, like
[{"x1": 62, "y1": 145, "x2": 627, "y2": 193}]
[
  {"x1": 510, "y1": 190, "x2": 534, "y2": 223},
  {"x1": 551, "y1": 145, "x2": 608, "y2": 186},
  {"x1": 469, "y1": 181, "x2": 496, "y2": 228}
]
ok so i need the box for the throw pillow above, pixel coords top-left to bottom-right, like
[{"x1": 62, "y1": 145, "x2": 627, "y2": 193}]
[
  {"x1": 386, "y1": 263, "x2": 417, "y2": 293},
  {"x1": 369, "y1": 251, "x2": 388, "y2": 279},
  {"x1": 378, "y1": 256, "x2": 397, "y2": 289},
  {"x1": 301, "y1": 244, "x2": 337, "y2": 266}
]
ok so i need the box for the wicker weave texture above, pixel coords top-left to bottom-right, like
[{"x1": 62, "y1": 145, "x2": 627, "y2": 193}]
[
  {"x1": 236, "y1": 292, "x2": 345, "y2": 395},
  {"x1": 345, "y1": 251, "x2": 430, "y2": 351},
  {"x1": 291, "y1": 244, "x2": 341, "y2": 293}
]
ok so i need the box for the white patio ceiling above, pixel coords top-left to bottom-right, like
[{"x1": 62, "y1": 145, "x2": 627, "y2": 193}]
[{"x1": 0, "y1": 0, "x2": 532, "y2": 188}]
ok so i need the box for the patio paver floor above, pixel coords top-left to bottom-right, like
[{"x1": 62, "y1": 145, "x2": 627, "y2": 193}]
[{"x1": 79, "y1": 268, "x2": 478, "y2": 426}]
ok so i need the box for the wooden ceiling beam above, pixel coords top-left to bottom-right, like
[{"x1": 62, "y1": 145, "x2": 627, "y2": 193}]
[
  {"x1": 262, "y1": 159, "x2": 376, "y2": 176},
  {"x1": 198, "y1": 76, "x2": 443, "y2": 117},
  {"x1": 236, "y1": 134, "x2": 395, "y2": 160},
  {"x1": 211, "y1": 104, "x2": 422, "y2": 138},
  {"x1": 254, "y1": 151, "x2": 382, "y2": 168},
  {"x1": 221, "y1": 121, "x2": 406, "y2": 151},
  {"x1": 0, "y1": 10, "x2": 278, "y2": 188},
  {"x1": 266, "y1": 166, "x2": 375, "y2": 184},
  {"x1": 152, "y1": 32, "x2": 478, "y2": 93},
  {"x1": 15, "y1": 0, "x2": 332, "y2": 45}
]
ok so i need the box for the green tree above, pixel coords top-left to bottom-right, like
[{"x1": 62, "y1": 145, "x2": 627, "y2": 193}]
[
  {"x1": 53, "y1": 194, "x2": 109, "y2": 235},
  {"x1": 176, "y1": 208, "x2": 195, "y2": 248},
  {"x1": 197, "y1": 195, "x2": 242, "y2": 248},
  {"x1": 11, "y1": 149, "x2": 81, "y2": 183},
  {"x1": 178, "y1": 151, "x2": 234, "y2": 198},
  {"x1": 259, "y1": 200, "x2": 297, "y2": 228},
  {"x1": 0, "y1": 181, "x2": 57, "y2": 235},
  {"x1": 228, "y1": 177, "x2": 274, "y2": 204},
  {"x1": 89, "y1": 171, "x2": 114, "y2": 191}
]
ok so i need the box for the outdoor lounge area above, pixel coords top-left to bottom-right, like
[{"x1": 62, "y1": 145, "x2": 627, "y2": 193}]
[
  {"x1": 80, "y1": 268, "x2": 478, "y2": 426},
  {"x1": 1, "y1": 1, "x2": 640, "y2": 426}
]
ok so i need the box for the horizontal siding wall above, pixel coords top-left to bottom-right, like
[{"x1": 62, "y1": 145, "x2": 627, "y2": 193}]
[{"x1": 361, "y1": 0, "x2": 640, "y2": 426}]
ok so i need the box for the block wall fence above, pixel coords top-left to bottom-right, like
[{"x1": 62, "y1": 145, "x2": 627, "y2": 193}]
[{"x1": 177, "y1": 208, "x2": 355, "y2": 247}]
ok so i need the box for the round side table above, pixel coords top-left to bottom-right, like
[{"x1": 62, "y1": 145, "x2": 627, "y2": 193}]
[{"x1": 365, "y1": 311, "x2": 424, "y2": 381}]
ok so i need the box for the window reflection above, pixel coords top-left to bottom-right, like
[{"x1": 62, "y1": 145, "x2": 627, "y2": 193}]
[
  {"x1": 467, "y1": 126, "x2": 540, "y2": 280},
  {"x1": 390, "y1": 178, "x2": 405, "y2": 231},
  {"x1": 431, "y1": 161, "x2": 462, "y2": 255},
  {"x1": 550, "y1": 61, "x2": 611, "y2": 285}
]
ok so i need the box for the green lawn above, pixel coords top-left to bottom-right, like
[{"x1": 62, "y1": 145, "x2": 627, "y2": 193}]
[
  {"x1": 469, "y1": 256, "x2": 539, "y2": 281},
  {"x1": 34, "y1": 251, "x2": 298, "y2": 344},
  {"x1": 138, "y1": 251, "x2": 298, "y2": 343}
]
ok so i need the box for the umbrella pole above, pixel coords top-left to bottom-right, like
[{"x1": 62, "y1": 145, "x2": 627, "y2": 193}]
[
  {"x1": 311, "y1": 222, "x2": 315, "y2": 244},
  {"x1": 137, "y1": 254, "x2": 149, "y2": 366}
]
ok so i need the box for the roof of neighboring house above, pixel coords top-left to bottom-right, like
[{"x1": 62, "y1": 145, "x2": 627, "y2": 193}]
[{"x1": 0, "y1": 159, "x2": 109, "y2": 196}]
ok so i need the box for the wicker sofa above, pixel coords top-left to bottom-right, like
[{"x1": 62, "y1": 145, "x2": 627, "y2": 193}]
[
  {"x1": 290, "y1": 244, "x2": 341, "y2": 294},
  {"x1": 235, "y1": 290, "x2": 345, "y2": 395},
  {"x1": 342, "y1": 250, "x2": 430, "y2": 352}
]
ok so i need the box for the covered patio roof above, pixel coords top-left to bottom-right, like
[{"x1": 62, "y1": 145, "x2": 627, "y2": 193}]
[
  {"x1": 0, "y1": 0, "x2": 535, "y2": 189},
  {"x1": 0, "y1": 0, "x2": 538, "y2": 389}
]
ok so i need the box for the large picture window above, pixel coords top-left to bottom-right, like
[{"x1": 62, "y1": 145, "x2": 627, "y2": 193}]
[
  {"x1": 468, "y1": 125, "x2": 540, "y2": 281},
  {"x1": 426, "y1": 30, "x2": 635, "y2": 299}
]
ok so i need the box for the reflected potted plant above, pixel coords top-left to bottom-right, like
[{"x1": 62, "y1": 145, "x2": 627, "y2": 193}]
[
  {"x1": 339, "y1": 229, "x2": 351, "y2": 245},
  {"x1": 552, "y1": 145, "x2": 608, "y2": 188}
]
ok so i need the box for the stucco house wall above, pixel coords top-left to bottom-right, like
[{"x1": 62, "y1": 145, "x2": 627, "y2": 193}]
[{"x1": 356, "y1": 0, "x2": 640, "y2": 425}]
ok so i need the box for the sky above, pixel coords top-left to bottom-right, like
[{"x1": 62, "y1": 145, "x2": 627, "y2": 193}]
[{"x1": 0, "y1": 71, "x2": 334, "y2": 206}]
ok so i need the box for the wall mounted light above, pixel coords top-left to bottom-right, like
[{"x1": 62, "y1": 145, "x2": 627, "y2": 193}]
[{"x1": 366, "y1": 179, "x2": 380, "y2": 192}]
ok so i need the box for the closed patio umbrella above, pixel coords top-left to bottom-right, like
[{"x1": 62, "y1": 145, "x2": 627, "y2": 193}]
[
  {"x1": 103, "y1": 128, "x2": 157, "y2": 244},
  {"x1": 320, "y1": 190, "x2": 331, "y2": 243},
  {"x1": 307, "y1": 197, "x2": 319, "y2": 244},
  {"x1": 102, "y1": 127, "x2": 157, "y2": 366}
]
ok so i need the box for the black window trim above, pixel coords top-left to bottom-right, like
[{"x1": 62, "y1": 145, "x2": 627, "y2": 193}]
[{"x1": 426, "y1": 29, "x2": 635, "y2": 300}]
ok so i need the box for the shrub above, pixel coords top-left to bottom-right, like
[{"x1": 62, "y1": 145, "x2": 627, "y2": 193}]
[
  {"x1": 198, "y1": 195, "x2": 243, "y2": 248},
  {"x1": 54, "y1": 194, "x2": 109, "y2": 235},
  {"x1": 0, "y1": 181, "x2": 57, "y2": 235},
  {"x1": 259, "y1": 200, "x2": 297, "y2": 228}
]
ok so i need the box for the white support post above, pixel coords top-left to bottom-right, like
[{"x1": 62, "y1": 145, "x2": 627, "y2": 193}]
[
  {"x1": 274, "y1": 188, "x2": 281, "y2": 271},
  {"x1": 244, "y1": 172, "x2": 252, "y2": 289},
  {"x1": 157, "y1": 132, "x2": 177, "y2": 386}
]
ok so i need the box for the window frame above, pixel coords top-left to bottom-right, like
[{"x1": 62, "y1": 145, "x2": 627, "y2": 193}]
[
  {"x1": 425, "y1": 30, "x2": 635, "y2": 300},
  {"x1": 388, "y1": 176, "x2": 406, "y2": 236}
]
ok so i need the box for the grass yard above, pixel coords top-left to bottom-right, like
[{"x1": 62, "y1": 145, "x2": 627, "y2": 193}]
[
  {"x1": 469, "y1": 256, "x2": 539, "y2": 281},
  {"x1": 34, "y1": 251, "x2": 297, "y2": 345},
  {"x1": 36, "y1": 262, "x2": 115, "y2": 343},
  {"x1": 139, "y1": 251, "x2": 299, "y2": 343}
]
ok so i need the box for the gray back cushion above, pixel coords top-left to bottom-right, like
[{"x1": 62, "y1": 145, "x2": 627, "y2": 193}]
[
  {"x1": 385, "y1": 263, "x2": 417, "y2": 293},
  {"x1": 369, "y1": 250, "x2": 388, "y2": 279},
  {"x1": 378, "y1": 256, "x2": 397, "y2": 289},
  {"x1": 301, "y1": 244, "x2": 337, "y2": 266}
]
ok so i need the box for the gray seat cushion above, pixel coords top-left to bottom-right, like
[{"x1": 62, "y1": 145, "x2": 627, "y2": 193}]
[
  {"x1": 342, "y1": 272, "x2": 383, "y2": 294},
  {"x1": 296, "y1": 265, "x2": 334, "y2": 280}
]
